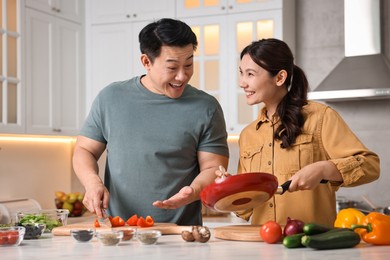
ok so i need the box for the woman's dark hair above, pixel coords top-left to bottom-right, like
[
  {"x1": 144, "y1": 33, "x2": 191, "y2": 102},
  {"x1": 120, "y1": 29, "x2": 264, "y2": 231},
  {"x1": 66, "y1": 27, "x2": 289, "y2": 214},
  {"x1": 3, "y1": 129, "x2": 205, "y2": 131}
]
[
  {"x1": 240, "y1": 38, "x2": 309, "y2": 149},
  {"x1": 139, "y1": 18, "x2": 198, "y2": 63}
]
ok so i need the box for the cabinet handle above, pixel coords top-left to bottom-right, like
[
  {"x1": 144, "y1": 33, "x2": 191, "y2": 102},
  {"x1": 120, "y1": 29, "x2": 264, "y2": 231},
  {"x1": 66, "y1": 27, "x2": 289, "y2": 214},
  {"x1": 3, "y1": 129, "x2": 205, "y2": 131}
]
[
  {"x1": 133, "y1": 13, "x2": 137, "y2": 18},
  {"x1": 51, "y1": 7, "x2": 61, "y2": 13},
  {"x1": 126, "y1": 14, "x2": 130, "y2": 18},
  {"x1": 221, "y1": 6, "x2": 226, "y2": 10},
  {"x1": 52, "y1": 128, "x2": 62, "y2": 132},
  {"x1": 228, "y1": 5, "x2": 233, "y2": 10}
]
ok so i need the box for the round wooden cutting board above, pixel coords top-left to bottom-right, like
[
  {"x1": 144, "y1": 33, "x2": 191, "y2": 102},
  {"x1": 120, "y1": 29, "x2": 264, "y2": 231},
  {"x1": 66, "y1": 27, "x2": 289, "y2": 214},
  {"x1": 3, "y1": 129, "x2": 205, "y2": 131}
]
[{"x1": 214, "y1": 225, "x2": 263, "y2": 242}]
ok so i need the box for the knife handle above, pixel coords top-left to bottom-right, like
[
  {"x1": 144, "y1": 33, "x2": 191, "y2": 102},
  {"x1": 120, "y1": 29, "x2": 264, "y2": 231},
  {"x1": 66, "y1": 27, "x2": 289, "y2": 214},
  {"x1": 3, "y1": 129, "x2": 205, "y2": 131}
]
[{"x1": 278, "y1": 179, "x2": 328, "y2": 195}]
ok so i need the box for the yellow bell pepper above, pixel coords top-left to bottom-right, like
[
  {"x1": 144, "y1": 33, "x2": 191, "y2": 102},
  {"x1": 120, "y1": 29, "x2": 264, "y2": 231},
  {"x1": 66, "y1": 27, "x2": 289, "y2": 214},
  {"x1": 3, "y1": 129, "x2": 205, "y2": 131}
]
[{"x1": 334, "y1": 208, "x2": 365, "y2": 228}]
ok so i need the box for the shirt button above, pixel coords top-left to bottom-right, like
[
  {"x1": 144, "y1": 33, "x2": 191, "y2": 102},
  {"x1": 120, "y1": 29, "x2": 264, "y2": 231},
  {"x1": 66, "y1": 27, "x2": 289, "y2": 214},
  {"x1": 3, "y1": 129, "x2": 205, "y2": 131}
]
[
  {"x1": 269, "y1": 203, "x2": 273, "y2": 208},
  {"x1": 268, "y1": 161, "x2": 272, "y2": 165}
]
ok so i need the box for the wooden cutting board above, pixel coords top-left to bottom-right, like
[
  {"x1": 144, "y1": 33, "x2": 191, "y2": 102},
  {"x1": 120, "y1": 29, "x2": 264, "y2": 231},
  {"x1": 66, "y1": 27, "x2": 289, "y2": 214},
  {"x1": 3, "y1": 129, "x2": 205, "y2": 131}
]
[
  {"x1": 214, "y1": 225, "x2": 263, "y2": 242},
  {"x1": 52, "y1": 222, "x2": 191, "y2": 236}
]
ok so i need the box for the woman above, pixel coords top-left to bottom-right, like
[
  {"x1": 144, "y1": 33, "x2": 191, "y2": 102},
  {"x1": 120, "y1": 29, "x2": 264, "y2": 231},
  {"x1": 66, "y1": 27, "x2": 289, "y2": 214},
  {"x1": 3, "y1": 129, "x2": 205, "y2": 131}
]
[{"x1": 234, "y1": 38, "x2": 379, "y2": 226}]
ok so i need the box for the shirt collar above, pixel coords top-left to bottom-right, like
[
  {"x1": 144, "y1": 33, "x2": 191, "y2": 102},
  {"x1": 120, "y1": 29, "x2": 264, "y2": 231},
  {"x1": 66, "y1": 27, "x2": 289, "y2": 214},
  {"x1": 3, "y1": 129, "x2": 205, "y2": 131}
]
[{"x1": 256, "y1": 106, "x2": 280, "y2": 130}]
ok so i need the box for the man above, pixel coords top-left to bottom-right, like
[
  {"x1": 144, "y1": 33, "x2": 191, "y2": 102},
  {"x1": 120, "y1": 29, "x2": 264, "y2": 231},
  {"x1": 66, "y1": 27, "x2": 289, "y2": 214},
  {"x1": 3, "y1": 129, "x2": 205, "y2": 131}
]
[{"x1": 73, "y1": 18, "x2": 229, "y2": 225}]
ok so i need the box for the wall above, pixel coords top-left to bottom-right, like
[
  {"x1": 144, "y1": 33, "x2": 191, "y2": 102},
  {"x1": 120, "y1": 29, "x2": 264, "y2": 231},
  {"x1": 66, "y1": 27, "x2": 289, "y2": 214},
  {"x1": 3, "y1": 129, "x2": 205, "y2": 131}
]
[
  {"x1": 296, "y1": 0, "x2": 390, "y2": 207},
  {"x1": 0, "y1": 137, "x2": 75, "y2": 209}
]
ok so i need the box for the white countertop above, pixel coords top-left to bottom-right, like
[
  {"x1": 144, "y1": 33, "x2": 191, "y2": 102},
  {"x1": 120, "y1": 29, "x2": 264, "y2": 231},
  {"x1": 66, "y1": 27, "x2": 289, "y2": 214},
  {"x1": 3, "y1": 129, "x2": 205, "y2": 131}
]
[{"x1": 2, "y1": 229, "x2": 390, "y2": 259}]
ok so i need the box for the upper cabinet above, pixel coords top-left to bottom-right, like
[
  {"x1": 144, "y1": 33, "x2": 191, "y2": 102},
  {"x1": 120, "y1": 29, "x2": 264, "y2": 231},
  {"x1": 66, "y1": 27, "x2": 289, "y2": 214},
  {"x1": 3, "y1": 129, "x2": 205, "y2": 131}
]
[
  {"x1": 25, "y1": 0, "x2": 83, "y2": 23},
  {"x1": 24, "y1": 0, "x2": 85, "y2": 135},
  {"x1": 89, "y1": 0, "x2": 175, "y2": 24},
  {"x1": 0, "y1": 0, "x2": 23, "y2": 133},
  {"x1": 178, "y1": 0, "x2": 295, "y2": 134},
  {"x1": 176, "y1": 0, "x2": 284, "y2": 18}
]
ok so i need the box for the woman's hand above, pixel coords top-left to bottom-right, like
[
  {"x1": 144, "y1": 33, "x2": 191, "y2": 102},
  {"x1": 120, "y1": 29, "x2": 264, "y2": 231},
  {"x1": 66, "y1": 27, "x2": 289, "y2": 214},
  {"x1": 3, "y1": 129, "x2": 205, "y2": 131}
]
[{"x1": 288, "y1": 161, "x2": 342, "y2": 192}]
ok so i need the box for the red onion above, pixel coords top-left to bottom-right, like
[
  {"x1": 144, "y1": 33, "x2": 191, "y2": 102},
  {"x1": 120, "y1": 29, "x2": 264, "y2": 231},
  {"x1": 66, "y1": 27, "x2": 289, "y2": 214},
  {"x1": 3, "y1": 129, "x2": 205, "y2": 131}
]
[{"x1": 283, "y1": 217, "x2": 305, "y2": 236}]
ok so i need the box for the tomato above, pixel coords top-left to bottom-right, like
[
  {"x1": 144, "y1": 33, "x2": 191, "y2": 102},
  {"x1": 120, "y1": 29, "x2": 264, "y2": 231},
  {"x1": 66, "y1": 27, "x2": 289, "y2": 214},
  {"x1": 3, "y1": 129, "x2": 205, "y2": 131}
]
[
  {"x1": 126, "y1": 214, "x2": 138, "y2": 226},
  {"x1": 145, "y1": 216, "x2": 154, "y2": 227},
  {"x1": 0, "y1": 231, "x2": 19, "y2": 245},
  {"x1": 110, "y1": 216, "x2": 125, "y2": 227},
  {"x1": 260, "y1": 221, "x2": 283, "y2": 244},
  {"x1": 6, "y1": 231, "x2": 19, "y2": 244},
  {"x1": 94, "y1": 218, "x2": 101, "y2": 228}
]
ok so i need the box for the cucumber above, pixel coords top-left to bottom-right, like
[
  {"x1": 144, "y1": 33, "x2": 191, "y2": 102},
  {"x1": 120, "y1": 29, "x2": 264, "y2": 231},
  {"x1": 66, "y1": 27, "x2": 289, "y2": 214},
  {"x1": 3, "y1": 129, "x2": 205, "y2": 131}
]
[
  {"x1": 303, "y1": 223, "x2": 333, "y2": 235},
  {"x1": 283, "y1": 233, "x2": 305, "y2": 248},
  {"x1": 301, "y1": 230, "x2": 361, "y2": 250}
]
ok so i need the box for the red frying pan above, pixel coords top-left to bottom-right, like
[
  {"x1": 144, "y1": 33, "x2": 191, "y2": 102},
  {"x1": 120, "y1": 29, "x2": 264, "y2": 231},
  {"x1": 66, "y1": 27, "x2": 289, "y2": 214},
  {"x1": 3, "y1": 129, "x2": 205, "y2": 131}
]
[{"x1": 200, "y1": 172, "x2": 327, "y2": 212}]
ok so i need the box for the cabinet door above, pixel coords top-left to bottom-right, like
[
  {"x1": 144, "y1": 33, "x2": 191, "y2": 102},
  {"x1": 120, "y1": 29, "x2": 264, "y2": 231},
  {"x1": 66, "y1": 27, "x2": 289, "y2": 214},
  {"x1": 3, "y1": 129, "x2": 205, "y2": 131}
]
[
  {"x1": 25, "y1": 9, "x2": 55, "y2": 134},
  {"x1": 177, "y1": 0, "x2": 284, "y2": 18},
  {"x1": 25, "y1": 0, "x2": 83, "y2": 23},
  {"x1": 25, "y1": 8, "x2": 83, "y2": 135},
  {"x1": 226, "y1": 11, "x2": 282, "y2": 133},
  {"x1": 179, "y1": 16, "x2": 229, "y2": 126},
  {"x1": 181, "y1": 10, "x2": 283, "y2": 134},
  {"x1": 54, "y1": 18, "x2": 83, "y2": 135},
  {"x1": 177, "y1": 0, "x2": 228, "y2": 18},
  {"x1": 87, "y1": 22, "x2": 147, "y2": 110},
  {"x1": 89, "y1": 0, "x2": 175, "y2": 24},
  {"x1": 0, "y1": 0, "x2": 24, "y2": 133}
]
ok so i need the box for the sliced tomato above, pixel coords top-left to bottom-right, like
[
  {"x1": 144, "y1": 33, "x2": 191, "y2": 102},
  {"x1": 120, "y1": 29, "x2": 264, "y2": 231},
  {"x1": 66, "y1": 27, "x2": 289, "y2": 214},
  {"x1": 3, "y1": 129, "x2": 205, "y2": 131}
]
[
  {"x1": 137, "y1": 216, "x2": 154, "y2": 227},
  {"x1": 126, "y1": 214, "x2": 138, "y2": 226},
  {"x1": 145, "y1": 216, "x2": 154, "y2": 227},
  {"x1": 7, "y1": 231, "x2": 19, "y2": 245},
  {"x1": 94, "y1": 218, "x2": 101, "y2": 228},
  {"x1": 110, "y1": 216, "x2": 125, "y2": 227},
  {"x1": 118, "y1": 216, "x2": 125, "y2": 226},
  {"x1": 0, "y1": 231, "x2": 19, "y2": 245}
]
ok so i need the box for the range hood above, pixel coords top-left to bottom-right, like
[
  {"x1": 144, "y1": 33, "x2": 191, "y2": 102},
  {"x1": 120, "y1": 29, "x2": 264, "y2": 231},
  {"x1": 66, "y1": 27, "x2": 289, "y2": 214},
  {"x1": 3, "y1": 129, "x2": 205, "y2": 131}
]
[{"x1": 308, "y1": 0, "x2": 390, "y2": 102}]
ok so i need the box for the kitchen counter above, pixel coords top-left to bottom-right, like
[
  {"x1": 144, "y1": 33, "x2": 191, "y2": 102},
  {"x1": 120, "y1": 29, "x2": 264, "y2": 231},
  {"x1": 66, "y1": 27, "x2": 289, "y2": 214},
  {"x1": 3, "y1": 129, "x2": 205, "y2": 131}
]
[{"x1": 2, "y1": 230, "x2": 390, "y2": 259}]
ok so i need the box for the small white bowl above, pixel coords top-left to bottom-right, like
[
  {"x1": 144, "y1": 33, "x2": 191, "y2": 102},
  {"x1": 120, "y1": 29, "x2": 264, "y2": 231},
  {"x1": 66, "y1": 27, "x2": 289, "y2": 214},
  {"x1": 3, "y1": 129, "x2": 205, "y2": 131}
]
[
  {"x1": 70, "y1": 229, "x2": 95, "y2": 242},
  {"x1": 0, "y1": 226, "x2": 25, "y2": 247},
  {"x1": 137, "y1": 230, "x2": 161, "y2": 245},
  {"x1": 121, "y1": 227, "x2": 136, "y2": 242},
  {"x1": 96, "y1": 230, "x2": 123, "y2": 246}
]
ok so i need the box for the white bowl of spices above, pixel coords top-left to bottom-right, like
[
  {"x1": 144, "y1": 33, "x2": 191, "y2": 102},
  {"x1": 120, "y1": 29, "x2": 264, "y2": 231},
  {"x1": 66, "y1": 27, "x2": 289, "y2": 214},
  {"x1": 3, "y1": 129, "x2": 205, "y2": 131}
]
[
  {"x1": 136, "y1": 230, "x2": 161, "y2": 245},
  {"x1": 96, "y1": 230, "x2": 123, "y2": 246}
]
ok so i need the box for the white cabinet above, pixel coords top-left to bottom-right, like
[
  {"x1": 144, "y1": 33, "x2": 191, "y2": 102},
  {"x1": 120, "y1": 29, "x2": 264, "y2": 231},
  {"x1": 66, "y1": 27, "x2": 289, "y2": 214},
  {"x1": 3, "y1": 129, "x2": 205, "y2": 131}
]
[
  {"x1": 25, "y1": 8, "x2": 84, "y2": 135},
  {"x1": 87, "y1": 22, "x2": 147, "y2": 110},
  {"x1": 25, "y1": 0, "x2": 83, "y2": 23},
  {"x1": 0, "y1": 0, "x2": 23, "y2": 133},
  {"x1": 85, "y1": 0, "x2": 174, "y2": 111},
  {"x1": 176, "y1": 0, "x2": 283, "y2": 18},
  {"x1": 90, "y1": 0, "x2": 175, "y2": 24},
  {"x1": 179, "y1": 0, "x2": 295, "y2": 134}
]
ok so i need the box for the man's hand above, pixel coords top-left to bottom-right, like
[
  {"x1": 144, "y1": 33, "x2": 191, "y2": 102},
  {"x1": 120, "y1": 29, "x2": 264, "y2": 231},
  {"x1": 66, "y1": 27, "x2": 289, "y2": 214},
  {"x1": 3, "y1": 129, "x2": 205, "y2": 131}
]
[
  {"x1": 152, "y1": 186, "x2": 195, "y2": 209},
  {"x1": 83, "y1": 182, "x2": 110, "y2": 219}
]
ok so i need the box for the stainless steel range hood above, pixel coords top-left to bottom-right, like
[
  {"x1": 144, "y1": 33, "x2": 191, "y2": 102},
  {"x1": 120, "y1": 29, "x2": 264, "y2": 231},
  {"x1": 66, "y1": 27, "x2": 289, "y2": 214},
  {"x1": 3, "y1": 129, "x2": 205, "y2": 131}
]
[{"x1": 308, "y1": 0, "x2": 390, "y2": 102}]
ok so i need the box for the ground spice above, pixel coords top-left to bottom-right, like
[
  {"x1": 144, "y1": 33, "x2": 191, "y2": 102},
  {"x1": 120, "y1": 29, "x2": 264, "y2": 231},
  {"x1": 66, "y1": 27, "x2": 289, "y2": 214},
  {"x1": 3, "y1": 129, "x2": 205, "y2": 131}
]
[
  {"x1": 138, "y1": 232, "x2": 159, "y2": 245},
  {"x1": 99, "y1": 233, "x2": 120, "y2": 245}
]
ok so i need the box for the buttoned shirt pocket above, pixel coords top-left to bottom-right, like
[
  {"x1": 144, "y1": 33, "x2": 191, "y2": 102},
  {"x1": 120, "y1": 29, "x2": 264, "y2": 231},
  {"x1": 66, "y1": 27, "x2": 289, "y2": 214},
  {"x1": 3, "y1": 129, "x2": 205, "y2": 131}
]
[
  {"x1": 277, "y1": 133, "x2": 314, "y2": 178},
  {"x1": 240, "y1": 145, "x2": 264, "y2": 173}
]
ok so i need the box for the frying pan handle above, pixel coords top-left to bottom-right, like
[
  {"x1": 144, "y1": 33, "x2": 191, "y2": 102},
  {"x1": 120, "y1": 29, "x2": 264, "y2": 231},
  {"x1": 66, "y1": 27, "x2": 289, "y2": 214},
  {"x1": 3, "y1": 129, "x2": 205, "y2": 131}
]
[{"x1": 278, "y1": 179, "x2": 329, "y2": 195}]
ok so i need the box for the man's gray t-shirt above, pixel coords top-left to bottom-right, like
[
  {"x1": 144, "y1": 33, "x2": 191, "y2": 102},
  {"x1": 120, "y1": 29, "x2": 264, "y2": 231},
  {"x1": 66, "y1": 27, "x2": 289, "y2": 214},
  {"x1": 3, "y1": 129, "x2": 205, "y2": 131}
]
[{"x1": 80, "y1": 76, "x2": 229, "y2": 225}]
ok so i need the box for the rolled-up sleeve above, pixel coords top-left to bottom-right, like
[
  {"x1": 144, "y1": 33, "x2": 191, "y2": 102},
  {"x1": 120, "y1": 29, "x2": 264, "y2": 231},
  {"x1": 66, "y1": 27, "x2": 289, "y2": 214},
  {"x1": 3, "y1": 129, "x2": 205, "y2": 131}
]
[{"x1": 321, "y1": 107, "x2": 380, "y2": 187}]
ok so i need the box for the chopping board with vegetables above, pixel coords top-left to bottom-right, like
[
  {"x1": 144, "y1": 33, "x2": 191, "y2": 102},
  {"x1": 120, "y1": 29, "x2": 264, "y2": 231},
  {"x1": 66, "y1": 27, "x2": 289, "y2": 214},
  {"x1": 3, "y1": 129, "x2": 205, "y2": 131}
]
[
  {"x1": 214, "y1": 225, "x2": 264, "y2": 241},
  {"x1": 52, "y1": 222, "x2": 191, "y2": 236}
]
